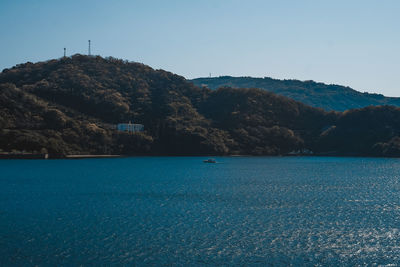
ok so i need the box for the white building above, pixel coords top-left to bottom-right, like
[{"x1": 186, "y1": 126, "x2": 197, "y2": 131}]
[{"x1": 117, "y1": 122, "x2": 144, "y2": 133}]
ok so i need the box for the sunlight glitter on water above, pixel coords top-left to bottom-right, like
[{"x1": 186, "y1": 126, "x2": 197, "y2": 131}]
[{"x1": 1, "y1": 156, "x2": 400, "y2": 265}]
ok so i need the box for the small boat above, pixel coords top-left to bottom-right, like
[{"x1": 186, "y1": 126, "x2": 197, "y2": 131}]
[{"x1": 203, "y1": 158, "x2": 216, "y2": 163}]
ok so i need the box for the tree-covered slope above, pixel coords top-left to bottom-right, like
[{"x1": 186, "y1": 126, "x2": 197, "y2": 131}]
[
  {"x1": 1, "y1": 55, "x2": 400, "y2": 157},
  {"x1": 0, "y1": 55, "x2": 232, "y2": 155},
  {"x1": 191, "y1": 76, "x2": 400, "y2": 111}
]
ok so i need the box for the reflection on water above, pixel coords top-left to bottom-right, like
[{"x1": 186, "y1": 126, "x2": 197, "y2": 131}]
[{"x1": 1, "y1": 156, "x2": 400, "y2": 265}]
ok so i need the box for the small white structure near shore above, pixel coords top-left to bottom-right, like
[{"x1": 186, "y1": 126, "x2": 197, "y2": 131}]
[{"x1": 117, "y1": 122, "x2": 144, "y2": 133}]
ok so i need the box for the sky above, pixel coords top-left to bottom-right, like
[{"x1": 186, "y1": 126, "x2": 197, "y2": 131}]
[{"x1": 1, "y1": 0, "x2": 399, "y2": 96}]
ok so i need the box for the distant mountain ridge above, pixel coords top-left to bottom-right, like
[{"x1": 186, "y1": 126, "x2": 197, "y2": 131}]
[{"x1": 191, "y1": 76, "x2": 400, "y2": 111}]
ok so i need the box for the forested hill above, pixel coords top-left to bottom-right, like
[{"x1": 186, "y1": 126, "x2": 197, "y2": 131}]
[
  {"x1": 1, "y1": 55, "x2": 400, "y2": 157},
  {"x1": 191, "y1": 76, "x2": 400, "y2": 111}
]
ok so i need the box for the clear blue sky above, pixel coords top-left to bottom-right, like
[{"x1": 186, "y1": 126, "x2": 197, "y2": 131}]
[{"x1": 1, "y1": 0, "x2": 399, "y2": 96}]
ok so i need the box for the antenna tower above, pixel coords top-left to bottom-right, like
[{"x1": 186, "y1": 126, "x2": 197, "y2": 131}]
[
  {"x1": 64, "y1": 48, "x2": 66, "y2": 57},
  {"x1": 88, "y1": 40, "x2": 91, "y2": 56}
]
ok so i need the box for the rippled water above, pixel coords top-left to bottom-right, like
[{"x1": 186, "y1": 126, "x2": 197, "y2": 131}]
[{"x1": 1, "y1": 157, "x2": 400, "y2": 266}]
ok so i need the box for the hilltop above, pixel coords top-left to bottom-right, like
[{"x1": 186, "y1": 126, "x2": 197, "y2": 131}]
[
  {"x1": 1, "y1": 55, "x2": 400, "y2": 157},
  {"x1": 191, "y1": 76, "x2": 400, "y2": 111}
]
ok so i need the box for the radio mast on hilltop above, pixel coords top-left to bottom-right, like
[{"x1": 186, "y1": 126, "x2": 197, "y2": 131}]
[
  {"x1": 88, "y1": 40, "x2": 91, "y2": 56},
  {"x1": 63, "y1": 48, "x2": 66, "y2": 57}
]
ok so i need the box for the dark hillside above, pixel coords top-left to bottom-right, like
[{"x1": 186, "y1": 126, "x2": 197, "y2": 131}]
[
  {"x1": 1, "y1": 55, "x2": 400, "y2": 157},
  {"x1": 198, "y1": 87, "x2": 335, "y2": 154},
  {"x1": 316, "y1": 106, "x2": 400, "y2": 156},
  {"x1": 0, "y1": 55, "x2": 231, "y2": 155}
]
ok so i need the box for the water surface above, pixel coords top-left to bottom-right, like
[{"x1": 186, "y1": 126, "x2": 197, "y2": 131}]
[{"x1": 1, "y1": 157, "x2": 400, "y2": 266}]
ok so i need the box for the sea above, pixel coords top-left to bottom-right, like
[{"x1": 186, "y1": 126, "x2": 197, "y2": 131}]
[{"x1": 1, "y1": 156, "x2": 400, "y2": 266}]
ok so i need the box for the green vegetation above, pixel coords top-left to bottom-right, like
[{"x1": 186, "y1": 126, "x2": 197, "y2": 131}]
[
  {"x1": 1, "y1": 55, "x2": 400, "y2": 157},
  {"x1": 191, "y1": 76, "x2": 400, "y2": 111}
]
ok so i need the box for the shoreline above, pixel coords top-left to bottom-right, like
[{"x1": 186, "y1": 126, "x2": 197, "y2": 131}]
[
  {"x1": 0, "y1": 153, "x2": 398, "y2": 159},
  {"x1": 65, "y1": 154, "x2": 122, "y2": 159},
  {"x1": 0, "y1": 153, "x2": 123, "y2": 160}
]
